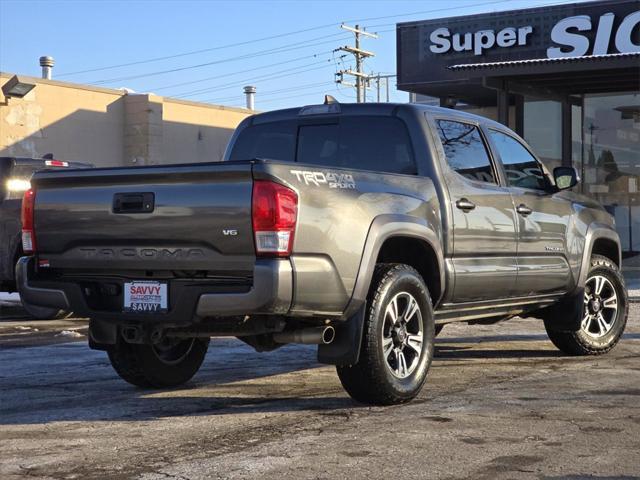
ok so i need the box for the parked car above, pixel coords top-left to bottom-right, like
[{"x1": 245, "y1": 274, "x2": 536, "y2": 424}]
[
  {"x1": 16, "y1": 102, "x2": 628, "y2": 404},
  {"x1": 0, "y1": 156, "x2": 91, "y2": 319}
]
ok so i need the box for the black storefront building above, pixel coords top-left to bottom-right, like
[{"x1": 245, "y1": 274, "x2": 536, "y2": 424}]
[{"x1": 397, "y1": 0, "x2": 640, "y2": 278}]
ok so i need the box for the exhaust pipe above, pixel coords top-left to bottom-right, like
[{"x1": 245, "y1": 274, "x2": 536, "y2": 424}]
[{"x1": 273, "y1": 326, "x2": 335, "y2": 345}]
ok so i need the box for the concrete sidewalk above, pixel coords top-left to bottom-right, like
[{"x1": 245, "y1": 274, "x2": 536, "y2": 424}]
[{"x1": 625, "y1": 274, "x2": 640, "y2": 302}]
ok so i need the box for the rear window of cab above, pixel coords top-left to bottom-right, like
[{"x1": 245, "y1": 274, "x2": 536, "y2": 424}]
[{"x1": 229, "y1": 116, "x2": 417, "y2": 175}]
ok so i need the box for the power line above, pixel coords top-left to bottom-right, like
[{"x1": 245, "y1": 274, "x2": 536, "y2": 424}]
[
  {"x1": 57, "y1": 24, "x2": 345, "y2": 77},
  {"x1": 176, "y1": 61, "x2": 338, "y2": 99},
  {"x1": 66, "y1": 0, "x2": 517, "y2": 81},
  {"x1": 90, "y1": 34, "x2": 351, "y2": 85},
  {"x1": 150, "y1": 50, "x2": 333, "y2": 92},
  {"x1": 203, "y1": 81, "x2": 335, "y2": 104},
  {"x1": 258, "y1": 89, "x2": 339, "y2": 106}
]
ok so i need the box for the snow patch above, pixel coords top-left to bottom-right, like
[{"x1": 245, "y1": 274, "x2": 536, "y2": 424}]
[{"x1": 55, "y1": 330, "x2": 84, "y2": 338}]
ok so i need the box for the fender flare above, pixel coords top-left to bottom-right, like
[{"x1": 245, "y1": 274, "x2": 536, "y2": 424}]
[
  {"x1": 342, "y1": 214, "x2": 444, "y2": 319},
  {"x1": 320, "y1": 215, "x2": 444, "y2": 366},
  {"x1": 577, "y1": 224, "x2": 621, "y2": 288}
]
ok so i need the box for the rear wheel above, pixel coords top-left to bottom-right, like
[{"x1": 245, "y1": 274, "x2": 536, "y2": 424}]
[
  {"x1": 545, "y1": 255, "x2": 627, "y2": 356},
  {"x1": 107, "y1": 335, "x2": 209, "y2": 388},
  {"x1": 337, "y1": 263, "x2": 434, "y2": 405}
]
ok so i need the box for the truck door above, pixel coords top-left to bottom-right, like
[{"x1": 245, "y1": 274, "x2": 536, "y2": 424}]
[
  {"x1": 485, "y1": 128, "x2": 572, "y2": 296},
  {"x1": 434, "y1": 119, "x2": 519, "y2": 302}
]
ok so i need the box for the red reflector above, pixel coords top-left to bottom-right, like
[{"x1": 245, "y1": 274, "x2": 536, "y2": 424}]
[
  {"x1": 252, "y1": 180, "x2": 298, "y2": 257},
  {"x1": 21, "y1": 188, "x2": 37, "y2": 254}
]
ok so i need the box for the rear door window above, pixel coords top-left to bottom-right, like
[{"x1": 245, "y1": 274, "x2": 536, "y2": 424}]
[{"x1": 436, "y1": 120, "x2": 497, "y2": 184}]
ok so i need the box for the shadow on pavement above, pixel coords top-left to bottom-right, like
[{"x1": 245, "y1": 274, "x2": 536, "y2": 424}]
[{"x1": 2, "y1": 329, "x2": 638, "y2": 426}]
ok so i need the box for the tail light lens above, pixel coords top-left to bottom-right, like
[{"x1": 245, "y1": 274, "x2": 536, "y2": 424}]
[
  {"x1": 252, "y1": 180, "x2": 298, "y2": 257},
  {"x1": 21, "y1": 188, "x2": 37, "y2": 254}
]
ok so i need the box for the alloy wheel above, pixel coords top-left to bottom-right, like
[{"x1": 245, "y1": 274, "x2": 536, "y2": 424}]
[
  {"x1": 382, "y1": 291, "x2": 424, "y2": 379},
  {"x1": 582, "y1": 275, "x2": 618, "y2": 338}
]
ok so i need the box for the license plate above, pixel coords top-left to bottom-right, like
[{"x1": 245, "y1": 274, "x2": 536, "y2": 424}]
[{"x1": 124, "y1": 281, "x2": 168, "y2": 313}]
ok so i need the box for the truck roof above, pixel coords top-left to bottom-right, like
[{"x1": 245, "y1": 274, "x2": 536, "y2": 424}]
[{"x1": 247, "y1": 102, "x2": 507, "y2": 130}]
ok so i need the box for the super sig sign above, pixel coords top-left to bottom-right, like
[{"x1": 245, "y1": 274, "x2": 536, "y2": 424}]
[{"x1": 397, "y1": 0, "x2": 639, "y2": 85}]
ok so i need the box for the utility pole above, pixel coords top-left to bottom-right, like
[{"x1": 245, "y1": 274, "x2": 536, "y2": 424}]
[
  {"x1": 335, "y1": 24, "x2": 377, "y2": 103},
  {"x1": 370, "y1": 74, "x2": 396, "y2": 102}
]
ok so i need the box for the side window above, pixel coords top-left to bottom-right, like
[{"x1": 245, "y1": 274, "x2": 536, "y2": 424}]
[
  {"x1": 436, "y1": 120, "x2": 496, "y2": 184},
  {"x1": 297, "y1": 117, "x2": 417, "y2": 175},
  {"x1": 339, "y1": 117, "x2": 416, "y2": 175},
  {"x1": 488, "y1": 130, "x2": 549, "y2": 191}
]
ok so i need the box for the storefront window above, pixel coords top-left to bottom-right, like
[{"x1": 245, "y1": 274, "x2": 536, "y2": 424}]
[
  {"x1": 523, "y1": 99, "x2": 563, "y2": 172},
  {"x1": 582, "y1": 92, "x2": 640, "y2": 275}
]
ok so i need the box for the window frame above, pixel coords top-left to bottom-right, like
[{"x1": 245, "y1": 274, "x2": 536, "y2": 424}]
[
  {"x1": 485, "y1": 127, "x2": 554, "y2": 193},
  {"x1": 433, "y1": 117, "x2": 502, "y2": 187}
]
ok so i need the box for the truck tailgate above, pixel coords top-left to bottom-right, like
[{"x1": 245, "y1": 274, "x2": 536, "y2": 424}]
[{"x1": 31, "y1": 162, "x2": 255, "y2": 274}]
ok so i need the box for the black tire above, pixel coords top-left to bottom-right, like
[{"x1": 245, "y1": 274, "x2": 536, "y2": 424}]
[
  {"x1": 21, "y1": 300, "x2": 69, "y2": 320},
  {"x1": 337, "y1": 263, "x2": 435, "y2": 405},
  {"x1": 545, "y1": 255, "x2": 628, "y2": 356},
  {"x1": 107, "y1": 335, "x2": 209, "y2": 388}
]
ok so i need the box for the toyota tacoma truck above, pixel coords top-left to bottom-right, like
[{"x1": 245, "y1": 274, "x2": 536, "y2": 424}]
[
  {"x1": 0, "y1": 156, "x2": 91, "y2": 319},
  {"x1": 17, "y1": 101, "x2": 628, "y2": 405}
]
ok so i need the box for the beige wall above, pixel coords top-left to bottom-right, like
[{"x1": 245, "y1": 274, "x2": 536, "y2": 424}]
[
  {"x1": 162, "y1": 98, "x2": 250, "y2": 164},
  {"x1": 0, "y1": 73, "x2": 252, "y2": 167}
]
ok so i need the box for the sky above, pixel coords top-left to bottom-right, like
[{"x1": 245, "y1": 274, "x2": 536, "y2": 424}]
[{"x1": 0, "y1": 0, "x2": 592, "y2": 111}]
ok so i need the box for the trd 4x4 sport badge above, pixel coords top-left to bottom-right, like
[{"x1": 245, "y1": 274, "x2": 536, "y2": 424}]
[{"x1": 290, "y1": 170, "x2": 356, "y2": 189}]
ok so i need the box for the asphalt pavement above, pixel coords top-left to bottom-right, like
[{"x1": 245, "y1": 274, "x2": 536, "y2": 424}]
[{"x1": 0, "y1": 303, "x2": 639, "y2": 480}]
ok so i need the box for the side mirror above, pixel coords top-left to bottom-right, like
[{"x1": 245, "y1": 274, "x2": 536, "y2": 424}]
[{"x1": 554, "y1": 166, "x2": 579, "y2": 191}]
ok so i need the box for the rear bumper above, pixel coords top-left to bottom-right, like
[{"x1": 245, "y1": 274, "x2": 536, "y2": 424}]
[
  {"x1": 16, "y1": 257, "x2": 71, "y2": 310},
  {"x1": 16, "y1": 256, "x2": 293, "y2": 325}
]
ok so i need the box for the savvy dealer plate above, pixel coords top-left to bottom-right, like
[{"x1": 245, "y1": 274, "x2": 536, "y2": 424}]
[{"x1": 124, "y1": 281, "x2": 168, "y2": 313}]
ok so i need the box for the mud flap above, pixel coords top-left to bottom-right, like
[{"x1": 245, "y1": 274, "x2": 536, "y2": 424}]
[
  {"x1": 88, "y1": 318, "x2": 118, "y2": 351},
  {"x1": 536, "y1": 288, "x2": 585, "y2": 332},
  {"x1": 317, "y1": 304, "x2": 365, "y2": 366}
]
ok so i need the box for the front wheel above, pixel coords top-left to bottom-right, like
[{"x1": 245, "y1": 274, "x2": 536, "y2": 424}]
[
  {"x1": 108, "y1": 335, "x2": 209, "y2": 388},
  {"x1": 545, "y1": 255, "x2": 628, "y2": 356},
  {"x1": 337, "y1": 263, "x2": 435, "y2": 405}
]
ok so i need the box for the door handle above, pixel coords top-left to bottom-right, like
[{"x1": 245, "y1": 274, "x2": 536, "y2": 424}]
[
  {"x1": 456, "y1": 198, "x2": 476, "y2": 212},
  {"x1": 113, "y1": 192, "x2": 155, "y2": 213},
  {"x1": 516, "y1": 204, "x2": 532, "y2": 216}
]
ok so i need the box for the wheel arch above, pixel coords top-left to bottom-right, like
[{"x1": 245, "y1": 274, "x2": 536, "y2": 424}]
[
  {"x1": 375, "y1": 236, "x2": 442, "y2": 307},
  {"x1": 578, "y1": 225, "x2": 621, "y2": 288},
  {"x1": 342, "y1": 214, "x2": 444, "y2": 319}
]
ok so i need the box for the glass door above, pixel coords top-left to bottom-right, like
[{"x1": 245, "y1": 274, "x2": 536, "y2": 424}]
[{"x1": 581, "y1": 92, "x2": 640, "y2": 277}]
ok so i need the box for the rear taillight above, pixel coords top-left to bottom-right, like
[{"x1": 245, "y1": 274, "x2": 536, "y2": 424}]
[
  {"x1": 252, "y1": 180, "x2": 298, "y2": 257},
  {"x1": 21, "y1": 188, "x2": 36, "y2": 254}
]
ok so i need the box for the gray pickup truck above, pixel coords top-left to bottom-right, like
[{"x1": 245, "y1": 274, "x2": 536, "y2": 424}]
[{"x1": 17, "y1": 101, "x2": 628, "y2": 405}]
